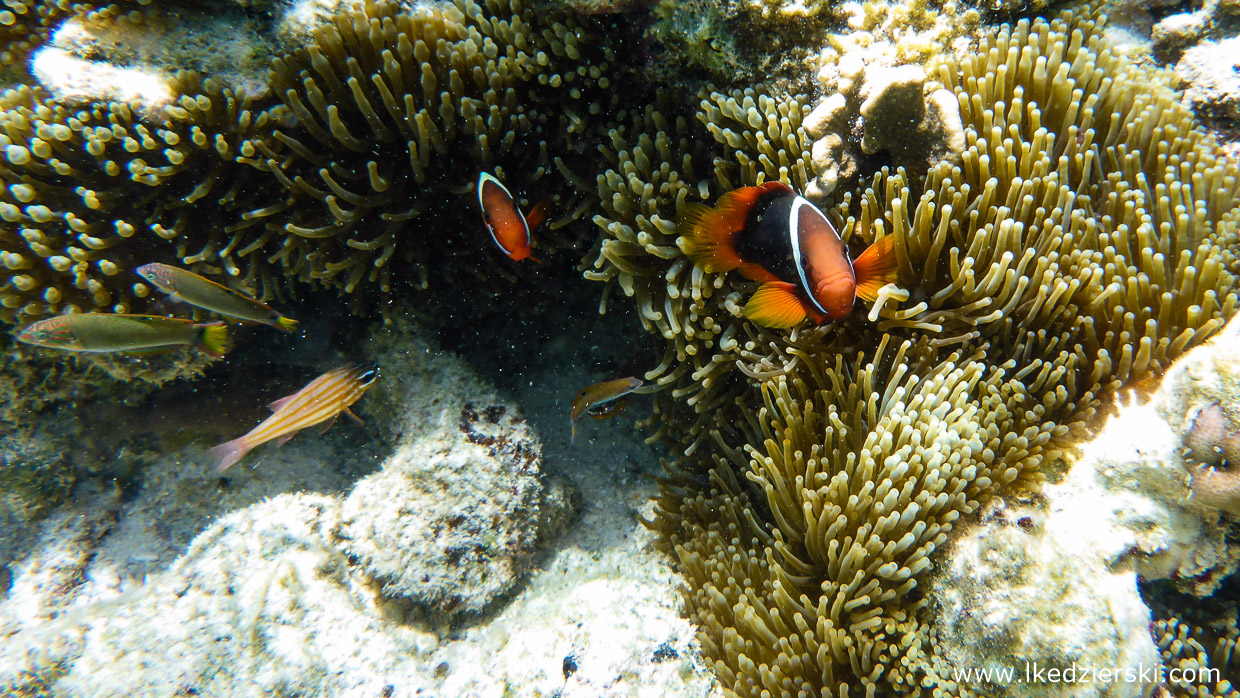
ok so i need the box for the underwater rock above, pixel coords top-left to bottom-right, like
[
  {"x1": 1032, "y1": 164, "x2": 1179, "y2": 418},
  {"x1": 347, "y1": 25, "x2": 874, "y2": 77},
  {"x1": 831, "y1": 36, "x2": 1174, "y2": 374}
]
[
  {"x1": 0, "y1": 311, "x2": 711, "y2": 697},
  {"x1": 803, "y1": 56, "x2": 964, "y2": 200},
  {"x1": 335, "y1": 316, "x2": 574, "y2": 624},
  {"x1": 932, "y1": 500, "x2": 1161, "y2": 698},
  {"x1": 336, "y1": 427, "x2": 573, "y2": 625},
  {"x1": 0, "y1": 490, "x2": 712, "y2": 697},
  {"x1": 929, "y1": 313, "x2": 1240, "y2": 696},
  {"x1": 1175, "y1": 37, "x2": 1240, "y2": 123},
  {"x1": 1151, "y1": 0, "x2": 1240, "y2": 58},
  {"x1": 26, "y1": 0, "x2": 363, "y2": 108},
  {"x1": 0, "y1": 422, "x2": 77, "y2": 515},
  {"x1": 0, "y1": 493, "x2": 385, "y2": 696},
  {"x1": 1165, "y1": 315, "x2": 1240, "y2": 522}
]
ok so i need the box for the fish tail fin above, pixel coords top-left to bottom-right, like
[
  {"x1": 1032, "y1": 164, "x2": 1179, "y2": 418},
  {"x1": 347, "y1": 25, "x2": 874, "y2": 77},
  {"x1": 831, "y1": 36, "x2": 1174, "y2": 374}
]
[
  {"x1": 744, "y1": 281, "x2": 813, "y2": 328},
  {"x1": 276, "y1": 316, "x2": 299, "y2": 333},
  {"x1": 524, "y1": 202, "x2": 548, "y2": 230},
  {"x1": 570, "y1": 422, "x2": 576, "y2": 446},
  {"x1": 197, "y1": 322, "x2": 232, "y2": 357},
  {"x1": 852, "y1": 234, "x2": 900, "y2": 303},
  {"x1": 209, "y1": 437, "x2": 251, "y2": 474}
]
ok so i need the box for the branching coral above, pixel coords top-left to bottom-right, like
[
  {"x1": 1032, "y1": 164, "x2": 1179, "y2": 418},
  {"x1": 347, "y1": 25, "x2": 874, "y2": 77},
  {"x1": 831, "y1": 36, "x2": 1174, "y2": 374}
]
[{"x1": 586, "y1": 11, "x2": 1240, "y2": 696}]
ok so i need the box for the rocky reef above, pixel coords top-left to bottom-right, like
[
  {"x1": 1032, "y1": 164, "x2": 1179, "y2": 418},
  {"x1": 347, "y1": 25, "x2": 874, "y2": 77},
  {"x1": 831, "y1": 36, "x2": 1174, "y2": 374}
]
[
  {"x1": 0, "y1": 312, "x2": 718, "y2": 696},
  {"x1": 931, "y1": 313, "x2": 1240, "y2": 698},
  {"x1": 1, "y1": 0, "x2": 1239, "y2": 696}
]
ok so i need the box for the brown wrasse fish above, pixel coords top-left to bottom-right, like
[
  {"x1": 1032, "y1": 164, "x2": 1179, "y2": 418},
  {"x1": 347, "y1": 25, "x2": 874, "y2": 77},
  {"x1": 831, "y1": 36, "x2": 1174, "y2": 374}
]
[
  {"x1": 570, "y1": 376, "x2": 643, "y2": 445},
  {"x1": 137, "y1": 263, "x2": 298, "y2": 332},
  {"x1": 16, "y1": 313, "x2": 231, "y2": 356},
  {"x1": 680, "y1": 181, "x2": 898, "y2": 328},
  {"x1": 477, "y1": 171, "x2": 546, "y2": 263},
  {"x1": 210, "y1": 363, "x2": 379, "y2": 474}
]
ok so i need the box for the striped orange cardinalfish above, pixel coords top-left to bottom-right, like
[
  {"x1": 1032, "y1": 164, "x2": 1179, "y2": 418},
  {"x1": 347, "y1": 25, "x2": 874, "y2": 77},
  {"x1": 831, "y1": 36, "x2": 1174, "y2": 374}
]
[
  {"x1": 16, "y1": 313, "x2": 231, "y2": 356},
  {"x1": 680, "y1": 181, "x2": 898, "y2": 328},
  {"x1": 570, "y1": 376, "x2": 643, "y2": 445},
  {"x1": 477, "y1": 171, "x2": 546, "y2": 262},
  {"x1": 210, "y1": 363, "x2": 379, "y2": 474},
  {"x1": 137, "y1": 263, "x2": 298, "y2": 332}
]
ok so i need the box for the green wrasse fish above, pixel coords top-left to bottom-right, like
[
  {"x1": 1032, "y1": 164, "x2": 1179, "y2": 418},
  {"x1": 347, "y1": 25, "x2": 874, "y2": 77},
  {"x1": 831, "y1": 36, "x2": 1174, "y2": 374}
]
[
  {"x1": 210, "y1": 362, "x2": 379, "y2": 474},
  {"x1": 570, "y1": 376, "x2": 643, "y2": 445},
  {"x1": 16, "y1": 313, "x2": 231, "y2": 356},
  {"x1": 137, "y1": 263, "x2": 298, "y2": 332}
]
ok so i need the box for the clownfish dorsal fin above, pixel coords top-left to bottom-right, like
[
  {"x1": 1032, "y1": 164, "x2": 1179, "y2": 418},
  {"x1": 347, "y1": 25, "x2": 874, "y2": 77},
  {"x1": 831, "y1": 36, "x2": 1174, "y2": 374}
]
[
  {"x1": 679, "y1": 202, "x2": 741, "y2": 272},
  {"x1": 680, "y1": 182, "x2": 792, "y2": 273},
  {"x1": 852, "y1": 234, "x2": 900, "y2": 303},
  {"x1": 744, "y1": 281, "x2": 810, "y2": 328}
]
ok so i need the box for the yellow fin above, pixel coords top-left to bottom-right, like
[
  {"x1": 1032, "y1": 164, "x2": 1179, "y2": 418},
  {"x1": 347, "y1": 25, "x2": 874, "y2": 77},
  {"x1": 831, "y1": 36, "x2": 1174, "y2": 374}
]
[
  {"x1": 744, "y1": 282, "x2": 809, "y2": 328},
  {"x1": 276, "y1": 316, "x2": 299, "y2": 332},
  {"x1": 852, "y1": 235, "x2": 900, "y2": 303},
  {"x1": 199, "y1": 323, "x2": 232, "y2": 357}
]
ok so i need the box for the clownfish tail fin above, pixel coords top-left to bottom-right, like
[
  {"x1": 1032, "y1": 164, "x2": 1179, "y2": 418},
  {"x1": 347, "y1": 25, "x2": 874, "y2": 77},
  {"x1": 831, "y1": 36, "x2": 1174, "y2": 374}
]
[
  {"x1": 852, "y1": 234, "x2": 900, "y2": 303},
  {"x1": 744, "y1": 281, "x2": 811, "y2": 328}
]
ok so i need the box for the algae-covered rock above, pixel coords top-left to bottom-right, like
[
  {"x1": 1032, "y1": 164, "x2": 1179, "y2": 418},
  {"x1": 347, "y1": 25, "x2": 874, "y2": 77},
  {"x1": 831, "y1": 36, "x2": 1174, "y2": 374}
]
[
  {"x1": 928, "y1": 313, "x2": 1240, "y2": 697},
  {"x1": 338, "y1": 315, "x2": 574, "y2": 624},
  {"x1": 336, "y1": 423, "x2": 574, "y2": 624},
  {"x1": 0, "y1": 424, "x2": 77, "y2": 512},
  {"x1": 1175, "y1": 37, "x2": 1240, "y2": 122},
  {"x1": 0, "y1": 307, "x2": 708, "y2": 697}
]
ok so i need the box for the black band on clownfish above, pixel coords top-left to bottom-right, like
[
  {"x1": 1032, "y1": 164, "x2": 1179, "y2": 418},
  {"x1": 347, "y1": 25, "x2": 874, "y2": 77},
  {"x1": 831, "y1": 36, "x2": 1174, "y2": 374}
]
[
  {"x1": 476, "y1": 171, "x2": 546, "y2": 263},
  {"x1": 679, "y1": 181, "x2": 899, "y2": 328}
]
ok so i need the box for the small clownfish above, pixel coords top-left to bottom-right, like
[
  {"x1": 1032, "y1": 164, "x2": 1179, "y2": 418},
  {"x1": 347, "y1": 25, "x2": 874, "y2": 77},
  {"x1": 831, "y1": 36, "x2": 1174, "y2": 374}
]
[
  {"x1": 679, "y1": 181, "x2": 899, "y2": 328},
  {"x1": 477, "y1": 171, "x2": 546, "y2": 262}
]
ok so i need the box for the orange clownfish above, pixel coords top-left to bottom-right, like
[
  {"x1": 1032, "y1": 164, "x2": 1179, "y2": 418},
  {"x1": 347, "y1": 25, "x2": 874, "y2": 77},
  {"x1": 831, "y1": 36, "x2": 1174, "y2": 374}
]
[
  {"x1": 477, "y1": 171, "x2": 546, "y2": 262},
  {"x1": 680, "y1": 181, "x2": 898, "y2": 328}
]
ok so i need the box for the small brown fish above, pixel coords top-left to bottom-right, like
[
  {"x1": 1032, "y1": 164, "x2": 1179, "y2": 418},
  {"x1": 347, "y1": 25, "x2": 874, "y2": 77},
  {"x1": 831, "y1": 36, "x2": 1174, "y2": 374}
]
[
  {"x1": 210, "y1": 363, "x2": 379, "y2": 473},
  {"x1": 570, "y1": 376, "x2": 643, "y2": 445},
  {"x1": 16, "y1": 313, "x2": 230, "y2": 356},
  {"x1": 136, "y1": 263, "x2": 298, "y2": 332}
]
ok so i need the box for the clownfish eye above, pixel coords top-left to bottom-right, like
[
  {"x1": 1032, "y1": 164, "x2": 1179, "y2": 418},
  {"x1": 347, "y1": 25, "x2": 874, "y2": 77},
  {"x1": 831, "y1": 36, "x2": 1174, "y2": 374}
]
[{"x1": 799, "y1": 255, "x2": 810, "y2": 270}]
